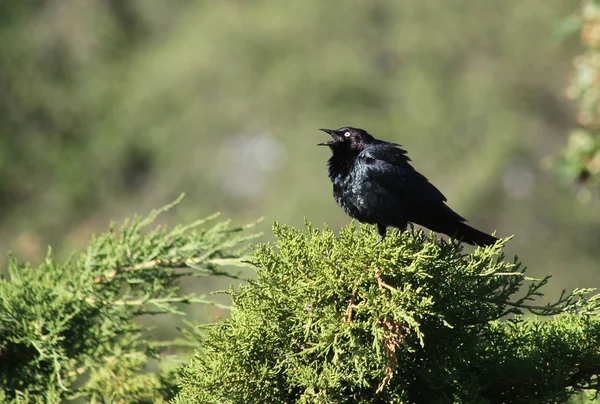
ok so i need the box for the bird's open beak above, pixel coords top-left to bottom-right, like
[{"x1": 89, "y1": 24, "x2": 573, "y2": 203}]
[{"x1": 318, "y1": 128, "x2": 336, "y2": 146}]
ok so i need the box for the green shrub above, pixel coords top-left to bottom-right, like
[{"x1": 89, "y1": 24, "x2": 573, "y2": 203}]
[
  {"x1": 0, "y1": 196, "x2": 258, "y2": 403},
  {"x1": 175, "y1": 223, "x2": 600, "y2": 403}
]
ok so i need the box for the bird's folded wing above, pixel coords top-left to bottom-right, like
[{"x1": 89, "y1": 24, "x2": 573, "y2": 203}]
[{"x1": 358, "y1": 145, "x2": 450, "y2": 205}]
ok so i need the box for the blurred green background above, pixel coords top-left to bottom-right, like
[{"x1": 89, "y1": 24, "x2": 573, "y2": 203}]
[{"x1": 1, "y1": 0, "x2": 598, "y2": 306}]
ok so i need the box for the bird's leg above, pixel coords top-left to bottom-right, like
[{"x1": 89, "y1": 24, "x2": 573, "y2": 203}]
[
  {"x1": 394, "y1": 221, "x2": 409, "y2": 237},
  {"x1": 375, "y1": 223, "x2": 387, "y2": 246}
]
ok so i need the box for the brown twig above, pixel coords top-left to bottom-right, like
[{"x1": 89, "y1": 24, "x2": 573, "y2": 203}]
[
  {"x1": 374, "y1": 269, "x2": 397, "y2": 293},
  {"x1": 93, "y1": 257, "x2": 242, "y2": 283},
  {"x1": 376, "y1": 320, "x2": 407, "y2": 393},
  {"x1": 345, "y1": 293, "x2": 358, "y2": 324}
]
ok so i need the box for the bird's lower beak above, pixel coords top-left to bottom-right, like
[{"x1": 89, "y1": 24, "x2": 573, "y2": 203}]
[{"x1": 318, "y1": 128, "x2": 336, "y2": 146}]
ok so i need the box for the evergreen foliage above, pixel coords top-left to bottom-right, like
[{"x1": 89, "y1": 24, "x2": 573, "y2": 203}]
[
  {"x1": 175, "y1": 222, "x2": 600, "y2": 403},
  {"x1": 0, "y1": 196, "x2": 258, "y2": 403}
]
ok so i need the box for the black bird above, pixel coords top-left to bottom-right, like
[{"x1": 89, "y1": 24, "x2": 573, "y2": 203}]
[{"x1": 318, "y1": 126, "x2": 498, "y2": 247}]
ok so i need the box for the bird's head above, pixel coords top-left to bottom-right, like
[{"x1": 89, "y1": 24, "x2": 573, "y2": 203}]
[{"x1": 318, "y1": 127, "x2": 375, "y2": 152}]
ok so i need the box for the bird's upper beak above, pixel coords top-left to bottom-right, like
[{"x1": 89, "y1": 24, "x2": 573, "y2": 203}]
[{"x1": 318, "y1": 128, "x2": 337, "y2": 146}]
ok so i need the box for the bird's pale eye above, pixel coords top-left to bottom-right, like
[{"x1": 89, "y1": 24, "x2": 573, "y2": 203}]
[{"x1": 344, "y1": 131, "x2": 351, "y2": 137}]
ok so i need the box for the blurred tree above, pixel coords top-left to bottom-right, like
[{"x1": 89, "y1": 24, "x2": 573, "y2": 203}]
[{"x1": 558, "y1": 0, "x2": 600, "y2": 196}]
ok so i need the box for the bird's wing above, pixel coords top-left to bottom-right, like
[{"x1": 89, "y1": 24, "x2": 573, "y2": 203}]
[{"x1": 358, "y1": 144, "x2": 465, "y2": 221}]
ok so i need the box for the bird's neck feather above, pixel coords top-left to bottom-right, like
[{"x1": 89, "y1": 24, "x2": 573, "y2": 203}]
[{"x1": 327, "y1": 151, "x2": 358, "y2": 180}]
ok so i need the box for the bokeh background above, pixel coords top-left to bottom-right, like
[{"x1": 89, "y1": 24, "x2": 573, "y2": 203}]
[{"x1": 1, "y1": 1, "x2": 598, "y2": 311}]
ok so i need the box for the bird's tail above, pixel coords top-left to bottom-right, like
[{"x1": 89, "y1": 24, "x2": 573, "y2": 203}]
[{"x1": 451, "y1": 222, "x2": 498, "y2": 247}]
